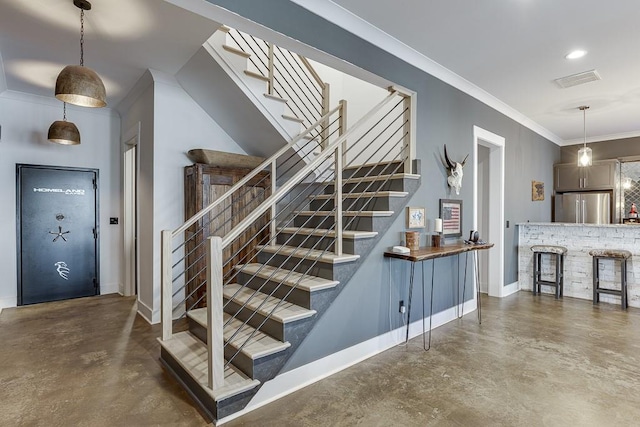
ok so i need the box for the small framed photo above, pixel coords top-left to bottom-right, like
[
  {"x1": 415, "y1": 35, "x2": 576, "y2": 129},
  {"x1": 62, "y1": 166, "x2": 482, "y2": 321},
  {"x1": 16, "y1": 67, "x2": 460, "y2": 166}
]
[
  {"x1": 406, "y1": 207, "x2": 426, "y2": 228},
  {"x1": 439, "y1": 199, "x2": 462, "y2": 237}
]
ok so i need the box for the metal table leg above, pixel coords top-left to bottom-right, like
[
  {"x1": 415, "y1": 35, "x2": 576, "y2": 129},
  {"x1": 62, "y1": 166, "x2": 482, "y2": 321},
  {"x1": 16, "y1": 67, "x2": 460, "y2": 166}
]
[
  {"x1": 460, "y1": 252, "x2": 469, "y2": 318},
  {"x1": 405, "y1": 261, "x2": 416, "y2": 344},
  {"x1": 423, "y1": 258, "x2": 435, "y2": 350}
]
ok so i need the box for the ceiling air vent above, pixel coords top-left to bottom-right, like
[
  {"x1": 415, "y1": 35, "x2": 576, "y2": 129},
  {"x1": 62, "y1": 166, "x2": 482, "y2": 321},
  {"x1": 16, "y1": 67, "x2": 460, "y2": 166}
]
[{"x1": 554, "y1": 69, "x2": 601, "y2": 89}]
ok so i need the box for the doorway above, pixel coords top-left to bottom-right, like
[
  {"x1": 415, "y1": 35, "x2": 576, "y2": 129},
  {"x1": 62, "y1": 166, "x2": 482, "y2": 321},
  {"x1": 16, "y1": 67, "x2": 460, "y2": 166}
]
[
  {"x1": 17, "y1": 164, "x2": 99, "y2": 305},
  {"x1": 477, "y1": 145, "x2": 490, "y2": 294},
  {"x1": 123, "y1": 132, "x2": 139, "y2": 297},
  {"x1": 473, "y1": 126, "x2": 505, "y2": 298}
]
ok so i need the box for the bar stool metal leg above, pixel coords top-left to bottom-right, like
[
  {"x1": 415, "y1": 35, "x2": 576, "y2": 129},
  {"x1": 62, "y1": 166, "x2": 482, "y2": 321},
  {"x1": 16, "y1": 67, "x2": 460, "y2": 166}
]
[
  {"x1": 555, "y1": 253, "x2": 561, "y2": 299},
  {"x1": 560, "y1": 255, "x2": 565, "y2": 297},
  {"x1": 533, "y1": 251, "x2": 538, "y2": 295},
  {"x1": 592, "y1": 256, "x2": 599, "y2": 304},
  {"x1": 622, "y1": 259, "x2": 628, "y2": 309}
]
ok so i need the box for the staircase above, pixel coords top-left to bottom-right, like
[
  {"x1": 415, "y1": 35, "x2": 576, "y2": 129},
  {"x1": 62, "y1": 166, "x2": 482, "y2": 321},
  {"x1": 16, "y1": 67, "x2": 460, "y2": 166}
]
[
  {"x1": 160, "y1": 27, "x2": 418, "y2": 423},
  {"x1": 177, "y1": 25, "x2": 329, "y2": 160}
]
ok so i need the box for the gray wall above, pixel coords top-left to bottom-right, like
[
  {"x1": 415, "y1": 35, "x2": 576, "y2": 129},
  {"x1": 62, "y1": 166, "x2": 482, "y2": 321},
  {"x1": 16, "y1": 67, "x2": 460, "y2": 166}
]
[
  {"x1": 206, "y1": 0, "x2": 560, "y2": 369},
  {"x1": 560, "y1": 136, "x2": 640, "y2": 163}
]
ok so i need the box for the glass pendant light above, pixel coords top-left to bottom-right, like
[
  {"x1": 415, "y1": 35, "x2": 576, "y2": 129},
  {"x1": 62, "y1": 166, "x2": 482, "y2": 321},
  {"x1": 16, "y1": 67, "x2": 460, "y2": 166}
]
[
  {"x1": 577, "y1": 105, "x2": 592, "y2": 167},
  {"x1": 48, "y1": 102, "x2": 81, "y2": 145},
  {"x1": 55, "y1": 0, "x2": 106, "y2": 108}
]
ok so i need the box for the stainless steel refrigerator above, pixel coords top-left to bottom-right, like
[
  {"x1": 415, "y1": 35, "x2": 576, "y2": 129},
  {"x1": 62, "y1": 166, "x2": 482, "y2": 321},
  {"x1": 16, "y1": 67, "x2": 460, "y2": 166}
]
[{"x1": 554, "y1": 192, "x2": 611, "y2": 224}]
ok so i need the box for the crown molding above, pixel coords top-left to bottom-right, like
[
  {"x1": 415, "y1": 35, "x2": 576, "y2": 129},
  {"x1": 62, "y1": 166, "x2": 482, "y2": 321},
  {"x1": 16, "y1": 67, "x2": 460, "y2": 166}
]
[{"x1": 289, "y1": 0, "x2": 563, "y2": 146}]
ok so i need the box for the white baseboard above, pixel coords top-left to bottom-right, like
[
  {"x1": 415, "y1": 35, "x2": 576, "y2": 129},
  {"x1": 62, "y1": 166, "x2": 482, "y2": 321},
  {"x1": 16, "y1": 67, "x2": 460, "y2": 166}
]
[
  {"x1": 502, "y1": 281, "x2": 520, "y2": 297},
  {"x1": 137, "y1": 299, "x2": 154, "y2": 324},
  {"x1": 0, "y1": 296, "x2": 17, "y2": 311},
  {"x1": 218, "y1": 299, "x2": 479, "y2": 425},
  {"x1": 100, "y1": 282, "x2": 120, "y2": 296}
]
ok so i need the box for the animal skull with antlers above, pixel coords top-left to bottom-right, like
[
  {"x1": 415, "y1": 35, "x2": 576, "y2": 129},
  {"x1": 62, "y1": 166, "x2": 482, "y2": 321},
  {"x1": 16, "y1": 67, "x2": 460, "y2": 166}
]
[{"x1": 443, "y1": 144, "x2": 469, "y2": 195}]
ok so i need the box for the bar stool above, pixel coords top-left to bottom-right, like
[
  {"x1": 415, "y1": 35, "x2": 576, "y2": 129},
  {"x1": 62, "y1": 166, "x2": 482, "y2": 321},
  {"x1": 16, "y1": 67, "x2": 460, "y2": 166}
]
[
  {"x1": 589, "y1": 249, "x2": 632, "y2": 309},
  {"x1": 531, "y1": 245, "x2": 567, "y2": 298}
]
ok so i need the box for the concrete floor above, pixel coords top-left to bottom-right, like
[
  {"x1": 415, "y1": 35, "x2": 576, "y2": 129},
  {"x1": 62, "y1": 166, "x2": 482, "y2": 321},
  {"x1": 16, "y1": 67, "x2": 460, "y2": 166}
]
[{"x1": 2, "y1": 292, "x2": 640, "y2": 426}]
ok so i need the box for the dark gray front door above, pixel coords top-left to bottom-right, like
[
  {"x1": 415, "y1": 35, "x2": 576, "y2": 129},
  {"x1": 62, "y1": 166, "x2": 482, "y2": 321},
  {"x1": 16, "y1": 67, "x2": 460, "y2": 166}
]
[{"x1": 17, "y1": 165, "x2": 99, "y2": 305}]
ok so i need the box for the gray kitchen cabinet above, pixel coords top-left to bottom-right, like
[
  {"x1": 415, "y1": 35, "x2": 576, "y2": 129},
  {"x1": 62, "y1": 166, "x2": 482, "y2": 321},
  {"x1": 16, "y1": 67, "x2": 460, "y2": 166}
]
[{"x1": 554, "y1": 160, "x2": 618, "y2": 192}]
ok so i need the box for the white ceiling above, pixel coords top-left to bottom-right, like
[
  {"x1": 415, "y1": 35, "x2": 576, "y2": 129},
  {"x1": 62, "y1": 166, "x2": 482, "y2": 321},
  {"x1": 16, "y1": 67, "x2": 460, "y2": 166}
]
[
  {"x1": 0, "y1": 0, "x2": 218, "y2": 109},
  {"x1": 323, "y1": 0, "x2": 640, "y2": 144},
  {"x1": 1, "y1": 0, "x2": 639, "y2": 145}
]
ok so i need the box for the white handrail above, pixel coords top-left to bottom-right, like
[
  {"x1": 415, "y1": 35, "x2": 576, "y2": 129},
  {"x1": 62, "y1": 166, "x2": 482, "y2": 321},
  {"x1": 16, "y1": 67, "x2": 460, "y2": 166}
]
[
  {"x1": 221, "y1": 91, "x2": 398, "y2": 249},
  {"x1": 298, "y1": 55, "x2": 326, "y2": 90},
  {"x1": 172, "y1": 104, "x2": 342, "y2": 238}
]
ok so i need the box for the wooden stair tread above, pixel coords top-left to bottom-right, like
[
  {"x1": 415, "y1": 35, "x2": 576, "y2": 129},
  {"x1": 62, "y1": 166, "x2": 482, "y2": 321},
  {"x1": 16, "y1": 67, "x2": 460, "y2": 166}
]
[
  {"x1": 159, "y1": 331, "x2": 260, "y2": 401},
  {"x1": 323, "y1": 173, "x2": 420, "y2": 184},
  {"x1": 257, "y1": 244, "x2": 360, "y2": 264},
  {"x1": 222, "y1": 45, "x2": 251, "y2": 58},
  {"x1": 264, "y1": 93, "x2": 288, "y2": 103},
  {"x1": 244, "y1": 70, "x2": 269, "y2": 81},
  {"x1": 343, "y1": 160, "x2": 403, "y2": 171},
  {"x1": 278, "y1": 227, "x2": 378, "y2": 240},
  {"x1": 236, "y1": 262, "x2": 339, "y2": 291},
  {"x1": 224, "y1": 283, "x2": 317, "y2": 323},
  {"x1": 282, "y1": 114, "x2": 304, "y2": 123},
  {"x1": 294, "y1": 210, "x2": 394, "y2": 217},
  {"x1": 311, "y1": 191, "x2": 408, "y2": 200},
  {"x1": 188, "y1": 309, "x2": 291, "y2": 359}
]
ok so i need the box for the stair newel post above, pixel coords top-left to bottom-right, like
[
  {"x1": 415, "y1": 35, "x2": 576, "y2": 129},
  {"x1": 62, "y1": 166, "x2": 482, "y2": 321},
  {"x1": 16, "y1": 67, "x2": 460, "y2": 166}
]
[
  {"x1": 270, "y1": 159, "x2": 277, "y2": 244},
  {"x1": 321, "y1": 83, "x2": 330, "y2": 151},
  {"x1": 334, "y1": 143, "x2": 343, "y2": 256},
  {"x1": 267, "y1": 43, "x2": 275, "y2": 96},
  {"x1": 206, "y1": 236, "x2": 225, "y2": 391},
  {"x1": 402, "y1": 93, "x2": 416, "y2": 174},
  {"x1": 339, "y1": 100, "x2": 347, "y2": 166},
  {"x1": 161, "y1": 230, "x2": 173, "y2": 341}
]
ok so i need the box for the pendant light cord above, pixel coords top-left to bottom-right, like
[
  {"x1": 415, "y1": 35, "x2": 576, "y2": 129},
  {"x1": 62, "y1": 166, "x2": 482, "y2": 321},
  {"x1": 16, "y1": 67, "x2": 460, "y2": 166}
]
[
  {"x1": 63, "y1": 102, "x2": 67, "y2": 121},
  {"x1": 583, "y1": 107, "x2": 586, "y2": 148},
  {"x1": 80, "y1": 9, "x2": 85, "y2": 66}
]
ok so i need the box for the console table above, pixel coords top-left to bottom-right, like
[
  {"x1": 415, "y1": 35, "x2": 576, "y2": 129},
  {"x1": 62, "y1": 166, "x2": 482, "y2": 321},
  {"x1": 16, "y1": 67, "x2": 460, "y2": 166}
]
[{"x1": 384, "y1": 243, "x2": 494, "y2": 350}]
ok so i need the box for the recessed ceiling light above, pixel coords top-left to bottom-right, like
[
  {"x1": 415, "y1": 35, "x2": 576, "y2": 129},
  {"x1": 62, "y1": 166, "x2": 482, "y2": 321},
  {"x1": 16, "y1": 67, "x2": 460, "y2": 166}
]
[{"x1": 565, "y1": 50, "x2": 587, "y2": 60}]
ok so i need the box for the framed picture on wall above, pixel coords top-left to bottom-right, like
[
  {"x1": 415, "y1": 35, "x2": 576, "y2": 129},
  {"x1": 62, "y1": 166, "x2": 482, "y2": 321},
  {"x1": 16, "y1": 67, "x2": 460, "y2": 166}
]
[
  {"x1": 532, "y1": 180, "x2": 544, "y2": 201},
  {"x1": 406, "y1": 207, "x2": 426, "y2": 228},
  {"x1": 439, "y1": 199, "x2": 462, "y2": 237}
]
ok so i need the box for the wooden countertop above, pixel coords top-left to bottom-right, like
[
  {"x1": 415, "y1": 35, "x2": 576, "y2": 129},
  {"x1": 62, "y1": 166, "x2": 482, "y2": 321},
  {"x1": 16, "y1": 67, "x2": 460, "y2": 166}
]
[{"x1": 384, "y1": 243, "x2": 494, "y2": 262}]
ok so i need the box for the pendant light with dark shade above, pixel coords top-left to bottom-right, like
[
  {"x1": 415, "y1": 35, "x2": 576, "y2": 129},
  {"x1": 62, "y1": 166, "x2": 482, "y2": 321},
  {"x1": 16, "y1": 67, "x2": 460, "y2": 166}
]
[
  {"x1": 55, "y1": 0, "x2": 106, "y2": 108},
  {"x1": 48, "y1": 102, "x2": 81, "y2": 145},
  {"x1": 577, "y1": 105, "x2": 592, "y2": 167}
]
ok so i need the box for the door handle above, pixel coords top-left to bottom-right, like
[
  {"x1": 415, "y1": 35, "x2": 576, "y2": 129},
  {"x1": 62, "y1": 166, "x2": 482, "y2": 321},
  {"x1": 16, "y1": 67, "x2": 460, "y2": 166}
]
[
  {"x1": 582, "y1": 199, "x2": 586, "y2": 223},
  {"x1": 575, "y1": 199, "x2": 579, "y2": 223}
]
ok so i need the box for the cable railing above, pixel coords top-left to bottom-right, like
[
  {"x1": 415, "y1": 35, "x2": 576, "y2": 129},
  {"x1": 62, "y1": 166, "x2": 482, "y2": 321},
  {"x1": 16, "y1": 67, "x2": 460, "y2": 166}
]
[
  {"x1": 225, "y1": 27, "x2": 329, "y2": 130},
  {"x1": 161, "y1": 84, "x2": 413, "y2": 393}
]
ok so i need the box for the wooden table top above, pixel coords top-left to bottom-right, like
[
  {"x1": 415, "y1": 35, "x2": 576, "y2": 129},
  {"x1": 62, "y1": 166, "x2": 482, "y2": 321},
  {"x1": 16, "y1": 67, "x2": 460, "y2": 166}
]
[{"x1": 384, "y1": 242, "x2": 494, "y2": 262}]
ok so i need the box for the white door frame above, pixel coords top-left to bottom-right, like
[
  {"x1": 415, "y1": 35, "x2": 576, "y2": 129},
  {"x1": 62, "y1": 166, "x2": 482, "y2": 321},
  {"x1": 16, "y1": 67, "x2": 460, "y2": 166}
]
[
  {"x1": 473, "y1": 125, "x2": 505, "y2": 297},
  {"x1": 122, "y1": 123, "x2": 140, "y2": 297}
]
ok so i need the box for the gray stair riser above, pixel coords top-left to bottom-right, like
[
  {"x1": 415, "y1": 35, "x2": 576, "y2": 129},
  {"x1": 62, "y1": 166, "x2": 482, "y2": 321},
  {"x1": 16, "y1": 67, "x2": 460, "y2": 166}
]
[
  {"x1": 223, "y1": 297, "x2": 315, "y2": 342},
  {"x1": 276, "y1": 232, "x2": 357, "y2": 254},
  {"x1": 293, "y1": 214, "x2": 388, "y2": 232},
  {"x1": 236, "y1": 270, "x2": 336, "y2": 308},
  {"x1": 309, "y1": 196, "x2": 392, "y2": 212},
  {"x1": 256, "y1": 251, "x2": 355, "y2": 282},
  {"x1": 324, "y1": 177, "x2": 414, "y2": 194},
  {"x1": 160, "y1": 347, "x2": 256, "y2": 422},
  {"x1": 342, "y1": 162, "x2": 404, "y2": 179},
  {"x1": 187, "y1": 317, "x2": 289, "y2": 383}
]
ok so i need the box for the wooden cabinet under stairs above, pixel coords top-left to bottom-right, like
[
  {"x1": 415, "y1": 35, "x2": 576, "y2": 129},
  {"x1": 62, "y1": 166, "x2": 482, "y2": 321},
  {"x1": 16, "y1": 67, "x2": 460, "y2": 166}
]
[{"x1": 183, "y1": 164, "x2": 271, "y2": 310}]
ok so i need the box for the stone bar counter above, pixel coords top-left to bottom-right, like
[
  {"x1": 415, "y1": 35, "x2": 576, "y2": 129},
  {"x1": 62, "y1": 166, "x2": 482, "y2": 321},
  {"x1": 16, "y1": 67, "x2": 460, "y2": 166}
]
[{"x1": 518, "y1": 223, "x2": 639, "y2": 308}]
